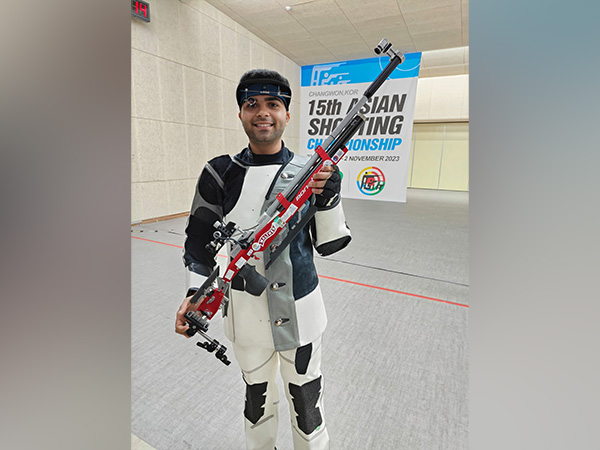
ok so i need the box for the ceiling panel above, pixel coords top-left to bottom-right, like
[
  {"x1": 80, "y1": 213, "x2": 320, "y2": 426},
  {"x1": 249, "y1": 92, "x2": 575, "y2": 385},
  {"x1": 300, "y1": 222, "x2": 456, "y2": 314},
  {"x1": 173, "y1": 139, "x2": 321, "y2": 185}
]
[
  {"x1": 308, "y1": 24, "x2": 366, "y2": 44},
  {"x1": 395, "y1": 0, "x2": 460, "y2": 14},
  {"x1": 337, "y1": 0, "x2": 402, "y2": 23},
  {"x1": 328, "y1": 41, "x2": 374, "y2": 61},
  {"x1": 257, "y1": 18, "x2": 308, "y2": 37},
  {"x1": 402, "y1": 5, "x2": 462, "y2": 35},
  {"x1": 288, "y1": 0, "x2": 349, "y2": 29},
  {"x1": 220, "y1": 0, "x2": 282, "y2": 15},
  {"x1": 353, "y1": 15, "x2": 408, "y2": 32},
  {"x1": 204, "y1": 0, "x2": 469, "y2": 76},
  {"x1": 411, "y1": 29, "x2": 463, "y2": 51}
]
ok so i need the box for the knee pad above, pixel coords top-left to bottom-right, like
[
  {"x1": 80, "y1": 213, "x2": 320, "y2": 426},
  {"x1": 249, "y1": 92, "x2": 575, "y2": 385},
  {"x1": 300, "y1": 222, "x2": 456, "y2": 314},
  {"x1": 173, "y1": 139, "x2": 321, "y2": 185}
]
[
  {"x1": 244, "y1": 379, "x2": 268, "y2": 425},
  {"x1": 288, "y1": 376, "x2": 323, "y2": 435}
]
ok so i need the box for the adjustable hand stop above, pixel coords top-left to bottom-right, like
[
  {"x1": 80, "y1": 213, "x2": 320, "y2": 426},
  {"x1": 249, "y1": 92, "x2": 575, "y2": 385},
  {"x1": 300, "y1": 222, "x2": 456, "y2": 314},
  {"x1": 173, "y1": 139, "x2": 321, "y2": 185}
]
[
  {"x1": 197, "y1": 339, "x2": 231, "y2": 366},
  {"x1": 185, "y1": 310, "x2": 231, "y2": 365}
]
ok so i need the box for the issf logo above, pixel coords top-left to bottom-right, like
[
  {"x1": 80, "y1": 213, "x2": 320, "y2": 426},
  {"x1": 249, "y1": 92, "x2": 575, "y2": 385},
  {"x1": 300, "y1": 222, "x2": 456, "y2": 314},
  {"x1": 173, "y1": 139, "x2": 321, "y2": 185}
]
[
  {"x1": 310, "y1": 63, "x2": 350, "y2": 86},
  {"x1": 357, "y1": 167, "x2": 386, "y2": 196}
]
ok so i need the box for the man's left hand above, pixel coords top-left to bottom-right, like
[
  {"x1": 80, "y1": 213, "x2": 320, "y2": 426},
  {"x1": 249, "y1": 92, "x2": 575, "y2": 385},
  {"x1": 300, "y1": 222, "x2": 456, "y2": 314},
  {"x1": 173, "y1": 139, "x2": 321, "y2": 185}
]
[{"x1": 308, "y1": 164, "x2": 334, "y2": 195}]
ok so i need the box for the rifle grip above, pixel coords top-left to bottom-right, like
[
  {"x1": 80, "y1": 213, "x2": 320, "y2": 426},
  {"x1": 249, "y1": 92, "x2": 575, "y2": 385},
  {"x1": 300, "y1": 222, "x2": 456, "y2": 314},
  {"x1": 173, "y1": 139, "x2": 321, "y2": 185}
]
[{"x1": 237, "y1": 264, "x2": 269, "y2": 296}]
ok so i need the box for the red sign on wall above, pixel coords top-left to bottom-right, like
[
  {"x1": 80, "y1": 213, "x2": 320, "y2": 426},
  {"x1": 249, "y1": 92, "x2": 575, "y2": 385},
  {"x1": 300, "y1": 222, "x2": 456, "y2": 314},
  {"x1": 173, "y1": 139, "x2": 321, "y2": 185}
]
[{"x1": 131, "y1": 0, "x2": 150, "y2": 22}]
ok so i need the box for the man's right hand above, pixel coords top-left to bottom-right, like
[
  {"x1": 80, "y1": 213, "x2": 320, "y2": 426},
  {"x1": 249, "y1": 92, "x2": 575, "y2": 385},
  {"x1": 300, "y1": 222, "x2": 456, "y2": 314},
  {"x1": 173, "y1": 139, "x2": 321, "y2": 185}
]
[{"x1": 175, "y1": 295, "x2": 196, "y2": 337}]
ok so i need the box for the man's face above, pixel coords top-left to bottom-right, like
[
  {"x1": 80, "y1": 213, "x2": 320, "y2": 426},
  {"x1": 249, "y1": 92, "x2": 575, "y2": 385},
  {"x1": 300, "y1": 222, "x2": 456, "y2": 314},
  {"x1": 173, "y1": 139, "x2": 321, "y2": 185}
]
[{"x1": 239, "y1": 95, "x2": 290, "y2": 149}]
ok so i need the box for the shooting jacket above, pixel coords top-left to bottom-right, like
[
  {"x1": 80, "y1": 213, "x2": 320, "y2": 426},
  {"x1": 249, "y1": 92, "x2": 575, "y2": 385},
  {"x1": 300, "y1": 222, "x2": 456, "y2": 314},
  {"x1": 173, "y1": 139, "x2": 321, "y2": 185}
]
[{"x1": 184, "y1": 145, "x2": 351, "y2": 351}]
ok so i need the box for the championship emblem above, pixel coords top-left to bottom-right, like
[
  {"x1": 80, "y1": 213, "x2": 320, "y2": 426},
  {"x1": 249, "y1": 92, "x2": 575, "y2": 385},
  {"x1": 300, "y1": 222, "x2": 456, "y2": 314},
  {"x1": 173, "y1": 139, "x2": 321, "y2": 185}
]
[{"x1": 357, "y1": 166, "x2": 386, "y2": 196}]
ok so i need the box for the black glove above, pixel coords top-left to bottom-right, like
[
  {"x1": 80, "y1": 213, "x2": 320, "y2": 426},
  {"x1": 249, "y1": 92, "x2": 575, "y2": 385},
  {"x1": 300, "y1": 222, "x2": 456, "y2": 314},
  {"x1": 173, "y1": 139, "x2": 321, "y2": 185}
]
[{"x1": 315, "y1": 165, "x2": 341, "y2": 209}]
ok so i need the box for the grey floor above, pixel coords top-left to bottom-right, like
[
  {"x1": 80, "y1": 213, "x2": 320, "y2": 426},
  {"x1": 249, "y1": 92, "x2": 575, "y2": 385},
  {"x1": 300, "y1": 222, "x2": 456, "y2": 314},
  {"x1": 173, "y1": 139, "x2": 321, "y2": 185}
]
[{"x1": 131, "y1": 188, "x2": 469, "y2": 450}]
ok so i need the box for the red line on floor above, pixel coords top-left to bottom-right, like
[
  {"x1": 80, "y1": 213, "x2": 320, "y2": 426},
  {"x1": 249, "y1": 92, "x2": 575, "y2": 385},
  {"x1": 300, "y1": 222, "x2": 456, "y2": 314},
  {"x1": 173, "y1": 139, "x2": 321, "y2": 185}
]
[
  {"x1": 131, "y1": 235, "x2": 183, "y2": 248},
  {"x1": 131, "y1": 235, "x2": 228, "y2": 257},
  {"x1": 132, "y1": 235, "x2": 469, "y2": 308},
  {"x1": 318, "y1": 275, "x2": 469, "y2": 308}
]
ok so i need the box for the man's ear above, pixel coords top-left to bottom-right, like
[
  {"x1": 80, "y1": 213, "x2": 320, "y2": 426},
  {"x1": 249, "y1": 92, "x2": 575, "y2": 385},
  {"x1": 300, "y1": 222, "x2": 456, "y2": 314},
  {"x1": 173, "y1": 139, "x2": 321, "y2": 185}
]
[
  {"x1": 238, "y1": 112, "x2": 242, "y2": 121},
  {"x1": 286, "y1": 111, "x2": 290, "y2": 124}
]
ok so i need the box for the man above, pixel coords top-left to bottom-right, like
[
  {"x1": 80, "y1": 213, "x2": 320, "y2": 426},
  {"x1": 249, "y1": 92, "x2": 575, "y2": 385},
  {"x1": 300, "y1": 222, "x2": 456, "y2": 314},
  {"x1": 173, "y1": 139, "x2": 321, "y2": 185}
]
[{"x1": 175, "y1": 69, "x2": 351, "y2": 450}]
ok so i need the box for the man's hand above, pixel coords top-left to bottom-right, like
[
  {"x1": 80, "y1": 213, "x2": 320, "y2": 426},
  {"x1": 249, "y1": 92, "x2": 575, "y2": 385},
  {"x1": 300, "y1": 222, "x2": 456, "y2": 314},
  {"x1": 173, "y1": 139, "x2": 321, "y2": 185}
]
[
  {"x1": 175, "y1": 295, "x2": 197, "y2": 337},
  {"x1": 308, "y1": 164, "x2": 334, "y2": 195},
  {"x1": 311, "y1": 164, "x2": 342, "y2": 208}
]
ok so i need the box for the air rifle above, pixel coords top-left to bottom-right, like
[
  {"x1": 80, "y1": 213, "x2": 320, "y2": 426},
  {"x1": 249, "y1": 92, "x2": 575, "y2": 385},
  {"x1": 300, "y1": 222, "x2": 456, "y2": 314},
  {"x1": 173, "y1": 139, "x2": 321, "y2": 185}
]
[{"x1": 185, "y1": 38, "x2": 405, "y2": 365}]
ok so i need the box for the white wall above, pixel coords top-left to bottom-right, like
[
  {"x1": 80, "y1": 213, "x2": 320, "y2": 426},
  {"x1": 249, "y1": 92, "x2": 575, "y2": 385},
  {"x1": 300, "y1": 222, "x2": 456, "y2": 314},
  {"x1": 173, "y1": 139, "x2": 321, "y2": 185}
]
[
  {"x1": 131, "y1": 0, "x2": 302, "y2": 222},
  {"x1": 415, "y1": 74, "x2": 469, "y2": 122},
  {"x1": 408, "y1": 123, "x2": 469, "y2": 191}
]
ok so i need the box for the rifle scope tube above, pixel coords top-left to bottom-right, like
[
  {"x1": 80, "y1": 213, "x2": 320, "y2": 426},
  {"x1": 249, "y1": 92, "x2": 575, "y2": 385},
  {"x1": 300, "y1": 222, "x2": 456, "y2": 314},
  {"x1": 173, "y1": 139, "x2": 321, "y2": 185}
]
[
  {"x1": 327, "y1": 113, "x2": 366, "y2": 156},
  {"x1": 364, "y1": 52, "x2": 404, "y2": 99}
]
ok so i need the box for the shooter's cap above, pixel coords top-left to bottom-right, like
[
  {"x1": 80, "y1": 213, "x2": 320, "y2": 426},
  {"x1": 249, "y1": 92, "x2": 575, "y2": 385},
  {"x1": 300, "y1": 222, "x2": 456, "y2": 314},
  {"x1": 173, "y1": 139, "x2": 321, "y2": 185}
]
[{"x1": 236, "y1": 70, "x2": 292, "y2": 110}]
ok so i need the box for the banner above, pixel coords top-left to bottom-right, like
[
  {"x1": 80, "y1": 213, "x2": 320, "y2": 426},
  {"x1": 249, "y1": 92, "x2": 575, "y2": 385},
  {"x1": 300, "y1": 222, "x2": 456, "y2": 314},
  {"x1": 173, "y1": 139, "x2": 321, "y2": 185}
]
[{"x1": 299, "y1": 53, "x2": 421, "y2": 202}]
